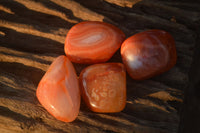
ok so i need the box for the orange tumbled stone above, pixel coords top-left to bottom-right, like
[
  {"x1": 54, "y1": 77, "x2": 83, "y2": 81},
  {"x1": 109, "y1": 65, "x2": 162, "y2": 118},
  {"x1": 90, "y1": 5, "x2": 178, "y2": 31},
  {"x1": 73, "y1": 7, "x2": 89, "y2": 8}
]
[
  {"x1": 65, "y1": 21, "x2": 125, "y2": 64},
  {"x1": 36, "y1": 55, "x2": 80, "y2": 122},
  {"x1": 121, "y1": 29, "x2": 177, "y2": 80},
  {"x1": 79, "y1": 63, "x2": 126, "y2": 113}
]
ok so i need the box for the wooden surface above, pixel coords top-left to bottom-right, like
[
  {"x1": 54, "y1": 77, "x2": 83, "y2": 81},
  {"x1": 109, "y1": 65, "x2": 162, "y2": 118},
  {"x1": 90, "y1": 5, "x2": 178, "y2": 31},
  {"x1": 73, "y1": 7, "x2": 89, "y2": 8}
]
[
  {"x1": 178, "y1": 23, "x2": 200, "y2": 133},
  {"x1": 0, "y1": 0, "x2": 200, "y2": 132}
]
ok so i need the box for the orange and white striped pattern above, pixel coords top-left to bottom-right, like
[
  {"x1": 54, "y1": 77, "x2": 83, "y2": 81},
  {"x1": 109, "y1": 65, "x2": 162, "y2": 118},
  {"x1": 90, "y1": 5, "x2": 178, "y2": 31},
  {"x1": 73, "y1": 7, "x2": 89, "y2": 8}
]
[{"x1": 65, "y1": 21, "x2": 125, "y2": 64}]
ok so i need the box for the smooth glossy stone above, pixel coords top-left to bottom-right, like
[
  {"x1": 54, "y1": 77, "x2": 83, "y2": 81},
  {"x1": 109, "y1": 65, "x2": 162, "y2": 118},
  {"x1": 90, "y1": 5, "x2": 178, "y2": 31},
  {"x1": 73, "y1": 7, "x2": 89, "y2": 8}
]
[
  {"x1": 79, "y1": 63, "x2": 126, "y2": 113},
  {"x1": 121, "y1": 29, "x2": 177, "y2": 80},
  {"x1": 36, "y1": 55, "x2": 80, "y2": 122},
  {"x1": 65, "y1": 21, "x2": 125, "y2": 64}
]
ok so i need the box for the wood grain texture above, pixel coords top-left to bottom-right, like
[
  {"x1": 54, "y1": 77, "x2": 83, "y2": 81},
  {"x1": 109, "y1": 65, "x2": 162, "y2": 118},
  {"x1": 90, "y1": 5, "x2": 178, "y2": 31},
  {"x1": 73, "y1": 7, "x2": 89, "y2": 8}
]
[{"x1": 0, "y1": 0, "x2": 200, "y2": 132}]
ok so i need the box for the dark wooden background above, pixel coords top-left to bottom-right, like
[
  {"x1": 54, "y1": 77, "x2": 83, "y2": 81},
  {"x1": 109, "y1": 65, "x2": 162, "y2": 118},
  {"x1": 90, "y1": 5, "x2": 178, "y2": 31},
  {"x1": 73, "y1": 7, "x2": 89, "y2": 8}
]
[{"x1": 0, "y1": 0, "x2": 200, "y2": 132}]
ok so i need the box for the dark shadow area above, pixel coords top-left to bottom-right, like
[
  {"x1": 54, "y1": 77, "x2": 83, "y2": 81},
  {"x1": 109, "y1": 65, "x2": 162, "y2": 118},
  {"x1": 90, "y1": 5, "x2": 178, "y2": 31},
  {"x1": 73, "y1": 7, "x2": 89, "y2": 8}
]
[
  {"x1": 123, "y1": 103, "x2": 178, "y2": 123},
  {"x1": 126, "y1": 78, "x2": 155, "y2": 98},
  {"x1": 167, "y1": 100, "x2": 182, "y2": 114},
  {"x1": 178, "y1": 26, "x2": 200, "y2": 133},
  {"x1": 163, "y1": 2, "x2": 200, "y2": 12},
  {"x1": 126, "y1": 76, "x2": 177, "y2": 98},
  {"x1": 107, "y1": 49, "x2": 123, "y2": 63},
  {"x1": 152, "y1": 71, "x2": 188, "y2": 91},
  {"x1": 0, "y1": 26, "x2": 64, "y2": 54},
  {"x1": 72, "y1": 63, "x2": 90, "y2": 76}
]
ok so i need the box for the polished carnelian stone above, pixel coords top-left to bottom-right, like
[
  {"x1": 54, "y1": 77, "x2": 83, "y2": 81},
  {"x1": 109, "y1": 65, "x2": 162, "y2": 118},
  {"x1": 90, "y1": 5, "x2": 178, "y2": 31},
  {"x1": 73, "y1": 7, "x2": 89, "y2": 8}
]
[
  {"x1": 36, "y1": 55, "x2": 80, "y2": 122},
  {"x1": 121, "y1": 29, "x2": 177, "y2": 80},
  {"x1": 79, "y1": 63, "x2": 126, "y2": 113},
  {"x1": 65, "y1": 21, "x2": 125, "y2": 64}
]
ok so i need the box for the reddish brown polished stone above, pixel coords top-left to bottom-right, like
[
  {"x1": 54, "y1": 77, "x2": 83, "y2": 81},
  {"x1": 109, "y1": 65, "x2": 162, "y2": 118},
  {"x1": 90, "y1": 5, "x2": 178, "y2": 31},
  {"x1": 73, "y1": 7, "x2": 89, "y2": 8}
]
[
  {"x1": 36, "y1": 55, "x2": 80, "y2": 122},
  {"x1": 121, "y1": 29, "x2": 177, "y2": 80},
  {"x1": 65, "y1": 21, "x2": 125, "y2": 64},
  {"x1": 79, "y1": 63, "x2": 126, "y2": 113}
]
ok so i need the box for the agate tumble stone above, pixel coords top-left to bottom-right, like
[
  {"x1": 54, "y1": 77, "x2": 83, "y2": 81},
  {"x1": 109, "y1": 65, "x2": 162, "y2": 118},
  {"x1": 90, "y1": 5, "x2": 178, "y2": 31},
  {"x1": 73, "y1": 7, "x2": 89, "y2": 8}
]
[
  {"x1": 36, "y1": 55, "x2": 80, "y2": 122},
  {"x1": 121, "y1": 29, "x2": 177, "y2": 80},
  {"x1": 65, "y1": 21, "x2": 125, "y2": 64},
  {"x1": 79, "y1": 63, "x2": 126, "y2": 113}
]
